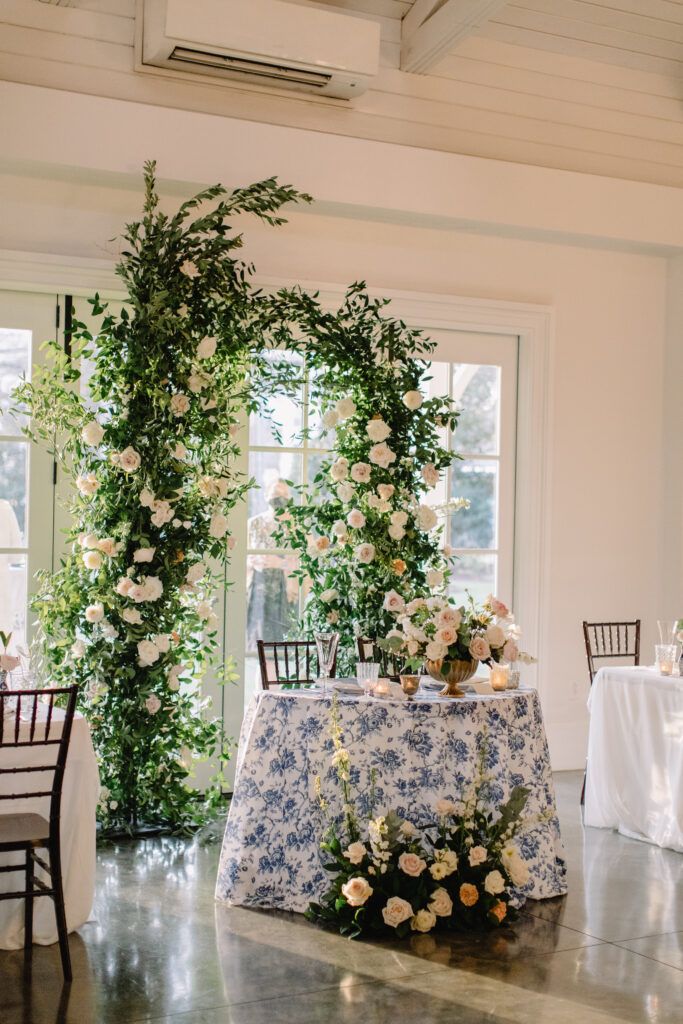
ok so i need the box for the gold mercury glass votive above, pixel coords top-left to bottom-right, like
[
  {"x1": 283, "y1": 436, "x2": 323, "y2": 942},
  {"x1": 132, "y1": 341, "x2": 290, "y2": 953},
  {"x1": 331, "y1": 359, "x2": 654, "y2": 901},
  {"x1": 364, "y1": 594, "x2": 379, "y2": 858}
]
[
  {"x1": 399, "y1": 674, "x2": 420, "y2": 700},
  {"x1": 490, "y1": 663, "x2": 510, "y2": 691}
]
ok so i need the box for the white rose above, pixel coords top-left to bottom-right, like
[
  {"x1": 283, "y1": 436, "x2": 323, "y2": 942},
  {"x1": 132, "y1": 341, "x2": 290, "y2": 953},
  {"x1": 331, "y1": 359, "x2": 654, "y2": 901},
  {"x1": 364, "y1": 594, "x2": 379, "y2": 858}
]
[
  {"x1": 209, "y1": 512, "x2": 229, "y2": 539},
  {"x1": 469, "y1": 845, "x2": 488, "y2": 867},
  {"x1": 82, "y1": 420, "x2": 104, "y2": 446},
  {"x1": 501, "y1": 845, "x2": 530, "y2": 887},
  {"x1": 168, "y1": 677, "x2": 180, "y2": 692},
  {"x1": 134, "y1": 547, "x2": 156, "y2": 563},
  {"x1": 179, "y1": 259, "x2": 199, "y2": 278},
  {"x1": 435, "y1": 798, "x2": 457, "y2": 817},
  {"x1": 71, "y1": 639, "x2": 86, "y2": 659},
  {"x1": 390, "y1": 510, "x2": 408, "y2": 527},
  {"x1": 85, "y1": 602, "x2": 104, "y2": 623},
  {"x1": 388, "y1": 524, "x2": 405, "y2": 541},
  {"x1": 138, "y1": 639, "x2": 160, "y2": 666},
  {"x1": 197, "y1": 600, "x2": 212, "y2": 621},
  {"x1": 119, "y1": 446, "x2": 141, "y2": 473},
  {"x1": 484, "y1": 870, "x2": 506, "y2": 895},
  {"x1": 188, "y1": 373, "x2": 205, "y2": 394},
  {"x1": 134, "y1": 576, "x2": 162, "y2": 603},
  {"x1": 155, "y1": 634, "x2": 171, "y2": 653},
  {"x1": 122, "y1": 608, "x2": 142, "y2": 625},
  {"x1": 421, "y1": 462, "x2": 440, "y2": 487},
  {"x1": 400, "y1": 820, "x2": 417, "y2": 837},
  {"x1": 366, "y1": 419, "x2": 391, "y2": 443},
  {"x1": 170, "y1": 393, "x2": 190, "y2": 417},
  {"x1": 336, "y1": 482, "x2": 355, "y2": 503},
  {"x1": 335, "y1": 397, "x2": 356, "y2": 420},
  {"x1": 321, "y1": 408, "x2": 339, "y2": 430},
  {"x1": 97, "y1": 538, "x2": 117, "y2": 557},
  {"x1": 332, "y1": 520, "x2": 347, "y2": 536},
  {"x1": 330, "y1": 457, "x2": 349, "y2": 482},
  {"x1": 80, "y1": 533, "x2": 98, "y2": 549},
  {"x1": 486, "y1": 624, "x2": 506, "y2": 648},
  {"x1": 368, "y1": 442, "x2": 396, "y2": 469},
  {"x1": 116, "y1": 577, "x2": 133, "y2": 596},
  {"x1": 139, "y1": 488, "x2": 155, "y2": 508},
  {"x1": 426, "y1": 568, "x2": 444, "y2": 588},
  {"x1": 350, "y1": 462, "x2": 371, "y2": 483},
  {"x1": 320, "y1": 588, "x2": 338, "y2": 603},
  {"x1": 406, "y1": 598, "x2": 426, "y2": 615},
  {"x1": 417, "y1": 504, "x2": 438, "y2": 531},
  {"x1": 343, "y1": 842, "x2": 367, "y2": 865},
  {"x1": 426, "y1": 596, "x2": 446, "y2": 611},
  {"x1": 196, "y1": 336, "x2": 217, "y2": 360},
  {"x1": 186, "y1": 563, "x2": 206, "y2": 584},
  {"x1": 403, "y1": 390, "x2": 423, "y2": 410},
  {"x1": 76, "y1": 474, "x2": 99, "y2": 496},
  {"x1": 83, "y1": 550, "x2": 102, "y2": 570},
  {"x1": 346, "y1": 509, "x2": 366, "y2": 529},
  {"x1": 383, "y1": 590, "x2": 406, "y2": 614},
  {"x1": 425, "y1": 640, "x2": 447, "y2": 660},
  {"x1": 341, "y1": 877, "x2": 373, "y2": 907},
  {"x1": 436, "y1": 607, "x2": 461, "y2": 629},
  {"x1": 429, "y1": 888, "x2": 453, "y2": 918},
  {"x1": 356, "y1": 543, "x2": 375, "y2": 564},
  {"x1": 382, "y1": 896, "x2": 413, "y2": 928},
  {"x1": 145, "y1": 694, "x2": 162, "y2": 714},
  {"x1": 377, "y1": 484, "x2": 395, "y2": 500},
  {"x1": 410, "y1": 908, "x2": 436, "y2": 933}
]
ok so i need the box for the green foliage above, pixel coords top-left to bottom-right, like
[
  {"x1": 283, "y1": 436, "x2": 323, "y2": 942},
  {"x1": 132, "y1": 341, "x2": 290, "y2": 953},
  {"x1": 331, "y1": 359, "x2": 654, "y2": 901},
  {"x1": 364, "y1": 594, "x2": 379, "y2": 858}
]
[{"x1": 13, "y1": 161, "x2": 310, "y2": 833}]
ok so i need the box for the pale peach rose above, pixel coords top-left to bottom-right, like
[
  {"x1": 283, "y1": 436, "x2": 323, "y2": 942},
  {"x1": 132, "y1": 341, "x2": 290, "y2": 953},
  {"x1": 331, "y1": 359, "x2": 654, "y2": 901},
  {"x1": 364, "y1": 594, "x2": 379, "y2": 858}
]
[
  {"x1": 410, "y1": 908, "x2": 436, "y2": 933},
  {"x1": 383, "y1": 590, "x2": 406, "y2": 614},
  {"x1": 81, "y1": 420, "x2": 104, "y2": 446},
  {"x1": 366, "y1": 418, "x2": 391, "y2": 443},
  {"x1": 335, "y1": 397, "x2": 356, "y2": 420},
  {"x1": 119, "y1": 446, "x2": 141, "y2": 472},
  {"x1": 426, "y1": 569, "x2": 444, "y2": 588},
  {"x1": 134, "y1": 547, "x2": 156, "y2": 563},
  {"x1": 377, "y1": 484, "x2": 395, "y2": 500},
  {"x1": 314, "y1": 536, "x2": 331, "y2": 553},
  {"x1": 84, "y1": 602, "x2": 104, "y2": 623},
  {"x1": 459, "y1": 883, "x2": 479, "y2": 907},
  {"x1": 435, "y1": 626, "x2": 458, "y2": 647},
  {"x1": 330, "y1": 458, "x2": 349, "y2": 482},
  {"x1": 398, "y1": 852, "x2": 427, "y2": 877},
  {"x1": 116, "y1": 577, "x2": 133, "y2": 596},
  {"x1": 343, "y1": 842, "x2": 367, "y2": 865},
  {"x1": 122, "y1": 608, "x2": 142, "y2": 625},
  {"x1": 337, "y1": 482, "x2": 355, "y2": 503},
  {"x1": 209, "y1": 512, "x2": 229, "y2": 539},
  {"x1": 382, "y1": 896, "x2": 413, "y2": 928},
  {"x1": 416, "y1": 504, "x2": 437, "y2": 531},
  {"x1": 469, "y1": 636, "x2": 491, "y2": 661},
  {"x1": 390, "y1": 510, "x2": 408, "y2": 526},
  {"x1": 196, "y1": 336, "x2": 217, "y2": 359},
  {"x1": 403, "y1": 390, "x2": 423, "y2": 410},
  {"x1": 170, "y1": 393, "x2": 190, "y2": 417},
  {"x1": 392, "y1": 559, "x2": 407, "y2": 575},
  {"x1": 356, "y1": 543, "x2": 375, "y2": 564},
  {"x1": 434, "y1": 798, "x2": 457, "y2": 817},
  {"x1": 145, "y1": 694, "x2": 162, "y2": 714},
  {"x1": 97, "y1": 538, "x2": 117, "y2": 557},
  {"x1": 83, "y1": 550, "x2": 102, "y2": 570},
  {"x1": 388, "y1": 524, "x2": 405, "y2": 541},
  {"x1": 322, "y1": 408, "x2": 339, "y2": 430},
  {"x1": 407, "y1": 598, "x2": 426, "y2": 615},
  {"x1": 486, "y1": 624, "x2": 506, "y2": 648},
  {"x1": 429, "y1": 888, "x2": 453, "y2": 917},
  {"x1": 436, "y1": 607, "x2": 461, "y2": 629},
  {"x1": 137, "y1": 639, "x2": 159, "y2": 666},
  {"x1": 327, "y1": 610, "x2": 339, "y2": 624},
  {"x1": 421, "y1": 462, "x2": 440, "y2": 487},
  {"x1": 76, "y1": 473, "x2": 99, "y2": 496},
  {"x1": 347, "y1": 509, "x2": 366, "y2": 529},
  {"x1": 341, "y1": 877, "x2": 373, "y2": 907},
  {"x1": 468, "y1": 846, "x2": 488, "y2": 867},
  {"x1": 368, "y1": 442, "x2": 396, "y2": 469},
  {"x1": 350, "y1": 461, "x2": 371, "y2": 483}
]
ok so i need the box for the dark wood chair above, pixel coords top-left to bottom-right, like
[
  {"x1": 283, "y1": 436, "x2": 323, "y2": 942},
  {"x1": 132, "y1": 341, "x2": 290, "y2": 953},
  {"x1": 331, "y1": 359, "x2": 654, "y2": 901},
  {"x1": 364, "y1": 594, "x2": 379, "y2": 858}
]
[
  {"x1": 257, "y1": 640, "x2": 336, "y2": 690},
  {"x1": 356, "y1": 637, "x2": 406, "y2": 681},
  {"x1": 0, "y1": 685, "x2": 79, "y2": 981},
  {"x1": 580, "y1": 620, "x2": 640, "y2": 804}
]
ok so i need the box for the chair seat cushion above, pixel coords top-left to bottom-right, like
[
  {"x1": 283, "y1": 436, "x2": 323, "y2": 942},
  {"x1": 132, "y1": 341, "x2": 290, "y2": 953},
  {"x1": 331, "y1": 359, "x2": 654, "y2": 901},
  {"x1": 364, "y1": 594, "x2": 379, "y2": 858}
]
[{"x1": 0, "y1": 812, "x2": 50, "y2": 845}]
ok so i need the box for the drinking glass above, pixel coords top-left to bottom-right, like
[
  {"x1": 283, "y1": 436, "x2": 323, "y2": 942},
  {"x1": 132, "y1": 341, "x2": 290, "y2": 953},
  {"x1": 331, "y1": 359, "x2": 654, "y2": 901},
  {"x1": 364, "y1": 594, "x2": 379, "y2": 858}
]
[
  {"x1": 315, "y1": 632, "x2": 339, "y2": 692},
  {"x1": 655, "y1": 643, "x2": 678, "y2": 676},
  {"x1": 356, "y1": 661, "x2": 379, "y2": 698},
  {"x1": 657, "y1": 621, "x2": 677, "y2": 644}
]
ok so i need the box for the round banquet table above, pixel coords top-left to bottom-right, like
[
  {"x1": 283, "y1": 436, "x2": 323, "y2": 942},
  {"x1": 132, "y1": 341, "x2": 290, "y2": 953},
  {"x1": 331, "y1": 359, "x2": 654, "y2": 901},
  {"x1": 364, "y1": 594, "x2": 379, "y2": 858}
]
[
  {"x1": 0, "y1": 708, "x2": 100, "y2": 950},
  {"x1": 216, "y1": 686, "x2": 567, "y2": 912}
]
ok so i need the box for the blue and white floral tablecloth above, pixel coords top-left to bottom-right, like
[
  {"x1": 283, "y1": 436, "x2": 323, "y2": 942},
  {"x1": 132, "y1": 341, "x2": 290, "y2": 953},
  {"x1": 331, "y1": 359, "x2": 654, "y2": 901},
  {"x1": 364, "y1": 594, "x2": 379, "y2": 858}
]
[{"x1": 215, "y1": 688, "x2": 567, "y2": 912}]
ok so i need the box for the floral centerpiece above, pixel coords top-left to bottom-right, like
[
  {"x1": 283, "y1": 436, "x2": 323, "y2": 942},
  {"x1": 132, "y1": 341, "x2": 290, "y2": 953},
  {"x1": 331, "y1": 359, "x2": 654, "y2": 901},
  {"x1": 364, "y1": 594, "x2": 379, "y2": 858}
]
[
  {"x1": 381, "y1": 592, "x2": 535, "y2": 696},
  {"x1": 306, "y1": 699, "x2": 531, "y2": 939}
]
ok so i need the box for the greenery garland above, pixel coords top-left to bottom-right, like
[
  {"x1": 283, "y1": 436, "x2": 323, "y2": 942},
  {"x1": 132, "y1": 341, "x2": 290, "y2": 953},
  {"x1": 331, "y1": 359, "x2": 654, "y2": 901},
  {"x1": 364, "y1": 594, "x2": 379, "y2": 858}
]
[
  {"x1": 272, "y1": 285, "x2": 466, "y2": 673},
  {"x1": 15, "y1": 162, "x2": 311, "y2": 832}
]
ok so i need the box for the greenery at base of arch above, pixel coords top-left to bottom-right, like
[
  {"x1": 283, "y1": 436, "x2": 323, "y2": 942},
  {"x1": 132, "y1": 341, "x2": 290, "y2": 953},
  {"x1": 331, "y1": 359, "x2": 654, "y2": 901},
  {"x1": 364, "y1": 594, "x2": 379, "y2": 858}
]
[{"x1": 13, "y1": 163, "x2": 462, "y2": 832}]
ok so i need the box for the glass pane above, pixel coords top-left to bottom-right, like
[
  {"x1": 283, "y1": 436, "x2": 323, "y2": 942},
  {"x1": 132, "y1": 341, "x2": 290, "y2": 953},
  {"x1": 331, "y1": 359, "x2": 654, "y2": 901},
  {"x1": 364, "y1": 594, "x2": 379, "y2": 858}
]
[
  {"x1": 244, "y1": 656, "x2": 262, "y2": 708},
  {"x1": 249, "y1": 352, "x2": 304, "y2": 446},
  {"x1": 0, "y1": 552, "x2": 27, "y2": 652},
  {"x1": 449, "y1": 553, "x2": 497, "y2": 608},
  {"x1": 247, "y1": 452, "x2": 302, "y2": 543},
  {"x1": 0, "y1": 442, "x2": 29, "y2": 544},
  {"x1": 450, "y1": 459, "x2": 497, "y2": 550},
  {"x1": 306, "y1": 452, "x2": 332, "y2": 502},
  {"x1": 452, "y1": 364, "x2": 500, "y2": 456},
  {"x1": 245, "y1": 552, "x2": 299, "y2": 652},
  {"x1": 0, "y1": 328, "x2": 31, "y2": 434}
]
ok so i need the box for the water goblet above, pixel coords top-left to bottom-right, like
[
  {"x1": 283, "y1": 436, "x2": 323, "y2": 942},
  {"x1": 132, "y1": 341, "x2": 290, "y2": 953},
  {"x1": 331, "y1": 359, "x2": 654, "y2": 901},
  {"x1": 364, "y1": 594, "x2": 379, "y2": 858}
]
[
  {"x1": 315, "y1": 632, "x2": 339, "y2": 693},
  {"x1": 356, "y1": 661, "x2": 379, "y2": 699}
]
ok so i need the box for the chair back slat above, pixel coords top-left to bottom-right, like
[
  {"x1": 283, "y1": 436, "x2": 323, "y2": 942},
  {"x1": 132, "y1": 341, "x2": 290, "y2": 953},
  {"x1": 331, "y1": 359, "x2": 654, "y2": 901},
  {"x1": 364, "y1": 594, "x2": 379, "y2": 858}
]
[
  {"x1": 256, "y1": 640, "x2": 337, "y2": 689},
  {"x1": 0, "y1": 686, "x2": 79, "y2": 823},
  {"x1": 582, "y1": 620, "x2": 640, "y2": 683}
]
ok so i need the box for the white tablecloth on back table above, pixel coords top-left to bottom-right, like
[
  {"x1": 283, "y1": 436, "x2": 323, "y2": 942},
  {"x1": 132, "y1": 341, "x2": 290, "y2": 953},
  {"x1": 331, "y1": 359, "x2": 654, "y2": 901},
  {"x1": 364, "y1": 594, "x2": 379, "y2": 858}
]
[
  {"x1": 0, "y1": 708, "x2": 100, "y2": 949},
  {"x1": 216, "y1": 687, "x2": 567, "y2": 911},
  {"x1": 585, "y1": 666, "x2": 683, "y2": 852}
]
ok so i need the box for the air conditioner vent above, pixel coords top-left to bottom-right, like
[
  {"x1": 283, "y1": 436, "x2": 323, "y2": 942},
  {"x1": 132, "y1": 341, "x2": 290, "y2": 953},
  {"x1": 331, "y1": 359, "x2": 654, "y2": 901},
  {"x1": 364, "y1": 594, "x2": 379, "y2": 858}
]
[{"x1": 141, "y1": 0, "x2": 380, "y2": 101}]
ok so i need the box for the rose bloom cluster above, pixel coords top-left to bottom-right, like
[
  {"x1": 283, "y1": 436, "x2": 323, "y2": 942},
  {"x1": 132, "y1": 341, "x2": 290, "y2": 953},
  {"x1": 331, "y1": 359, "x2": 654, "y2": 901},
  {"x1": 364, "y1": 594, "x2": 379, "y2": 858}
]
[{"x1": 383, "y1": 591, "x2": 534, "y2": 667}]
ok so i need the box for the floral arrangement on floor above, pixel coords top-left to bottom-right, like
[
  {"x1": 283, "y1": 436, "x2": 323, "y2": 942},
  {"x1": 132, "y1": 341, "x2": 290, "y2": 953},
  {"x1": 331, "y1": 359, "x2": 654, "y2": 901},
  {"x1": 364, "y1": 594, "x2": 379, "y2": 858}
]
[
  {"x1": 272, "y1": 285, "x2": 467, "y2": 673},
  {"x1": 306, "y1": 699, "x2": 531, "y2": 939},
  {"x1": 13, "y1": 162, "x2": 311, "y2": 833},
  {"x1": 381, "y1": 592, "x2": 536, "y2": 671}
]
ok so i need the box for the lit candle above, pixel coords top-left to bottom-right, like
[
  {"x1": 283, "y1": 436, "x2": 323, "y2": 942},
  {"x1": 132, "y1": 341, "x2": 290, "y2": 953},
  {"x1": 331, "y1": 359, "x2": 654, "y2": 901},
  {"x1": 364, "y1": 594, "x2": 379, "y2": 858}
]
[
  {"x1": 374, "y1": 677, "x2": 391, "y2": 697},
  {"x1": 490, "y1": 664, "x2": 509, "y2": 691},
  {"x1": 658, "y1": 660, "x2": 673, "y2": 676}
]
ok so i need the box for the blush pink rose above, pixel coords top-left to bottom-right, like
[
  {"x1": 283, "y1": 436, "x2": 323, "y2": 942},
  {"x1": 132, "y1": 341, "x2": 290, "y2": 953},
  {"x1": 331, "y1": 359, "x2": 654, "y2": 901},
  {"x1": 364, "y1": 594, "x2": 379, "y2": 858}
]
[
  {"x1": 398, "y1": 852, "x2": 427, "y2": 877},
  {"x1": 341, "y1": 877, "x2": 373, "y2": 907},
  {"x1": 488, "y1": 594, "x2": 509, "y2": 617},
  {"x1": 503, "y1": 641, "x2": 519, "y2": 662},
  {"x1": 469, "y1": 636, "x2": 491, "y2": 661}
]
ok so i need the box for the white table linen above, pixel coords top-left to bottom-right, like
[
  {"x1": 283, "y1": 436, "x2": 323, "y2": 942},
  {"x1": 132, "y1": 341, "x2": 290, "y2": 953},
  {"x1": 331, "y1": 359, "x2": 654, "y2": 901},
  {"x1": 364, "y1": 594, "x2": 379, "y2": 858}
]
[
  {"x1": 216, "y1": 687, "x2": 567, "y2": 911},
  {"x1": 0, "y1": 708, "x2": 100, "y2": 949},
  {"x1": 585, "y1": 666, "x2": 683, "y2": 852}
]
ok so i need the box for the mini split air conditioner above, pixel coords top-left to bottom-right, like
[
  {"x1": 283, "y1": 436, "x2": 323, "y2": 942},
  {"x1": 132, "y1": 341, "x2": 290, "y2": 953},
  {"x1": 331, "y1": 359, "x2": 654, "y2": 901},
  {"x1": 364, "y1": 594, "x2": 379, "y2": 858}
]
[{"x1": 141, "y1": 0, "x2": 380, "y2": 100}]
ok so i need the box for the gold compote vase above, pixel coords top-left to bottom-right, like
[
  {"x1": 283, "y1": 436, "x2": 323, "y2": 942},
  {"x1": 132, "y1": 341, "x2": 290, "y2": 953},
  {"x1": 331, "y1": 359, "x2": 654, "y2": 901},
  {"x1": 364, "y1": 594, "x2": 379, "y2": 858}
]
[{"x1": 426, "y1": 658, "x2": 478, "y2": 698}]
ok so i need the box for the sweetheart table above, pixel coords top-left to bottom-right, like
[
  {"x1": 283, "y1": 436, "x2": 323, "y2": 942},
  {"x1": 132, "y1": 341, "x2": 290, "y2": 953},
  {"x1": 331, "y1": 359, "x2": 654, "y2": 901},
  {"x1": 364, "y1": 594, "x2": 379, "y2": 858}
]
[
  {"x1": 585, "y1": 666, "x2": 683, "y2": 852},
  {"x1": 0, "y1": 707, "x2": 100, "y2": 950},
  {"x1": 216, "y1": 687, "x2": 567, "y2": 912}
]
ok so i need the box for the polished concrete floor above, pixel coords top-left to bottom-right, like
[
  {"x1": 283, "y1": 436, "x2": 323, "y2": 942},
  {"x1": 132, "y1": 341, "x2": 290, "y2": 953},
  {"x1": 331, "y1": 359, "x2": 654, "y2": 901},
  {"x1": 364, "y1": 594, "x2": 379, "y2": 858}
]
[{"x1": 1, "y1": 771, "x2": 681, "y2": 1024}]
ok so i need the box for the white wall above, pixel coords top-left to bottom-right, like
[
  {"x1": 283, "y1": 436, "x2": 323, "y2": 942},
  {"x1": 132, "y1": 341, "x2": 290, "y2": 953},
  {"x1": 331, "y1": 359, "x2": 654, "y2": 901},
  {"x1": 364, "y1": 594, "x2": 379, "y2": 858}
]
[{"x1": 0, "y1": 82, "x2": 677, "y2": 770}]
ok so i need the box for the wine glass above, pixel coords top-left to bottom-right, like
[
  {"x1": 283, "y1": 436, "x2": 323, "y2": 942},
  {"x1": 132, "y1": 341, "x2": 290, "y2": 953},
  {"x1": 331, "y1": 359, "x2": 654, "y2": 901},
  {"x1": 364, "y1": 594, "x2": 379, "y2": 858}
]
[
  {"x1": 356, "y1": 662, "x2": 379, "y2": 699},
  {"x1": 315, "y1": 632, "x2": 339, "y2": 693}
]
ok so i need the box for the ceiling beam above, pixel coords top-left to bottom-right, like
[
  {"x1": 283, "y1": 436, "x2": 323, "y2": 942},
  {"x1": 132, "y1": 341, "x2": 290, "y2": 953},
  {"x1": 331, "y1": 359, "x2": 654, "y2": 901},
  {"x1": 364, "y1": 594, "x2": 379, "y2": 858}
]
[{"x1": 401, "y1": 0, "x2": 510, "y2": 74}]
